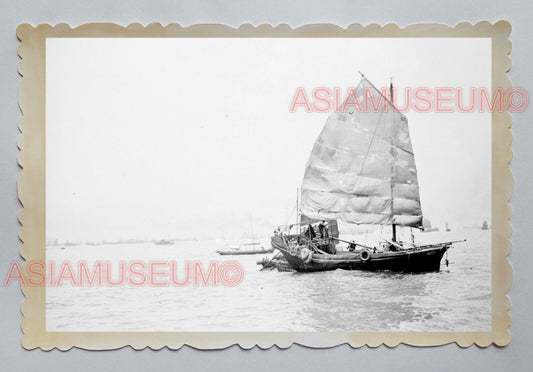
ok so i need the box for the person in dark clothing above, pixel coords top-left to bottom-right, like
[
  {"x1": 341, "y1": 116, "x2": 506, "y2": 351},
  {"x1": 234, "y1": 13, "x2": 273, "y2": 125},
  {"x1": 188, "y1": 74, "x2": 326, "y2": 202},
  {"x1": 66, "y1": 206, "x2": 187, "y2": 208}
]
[
  {"x1": 318, "y1": 220, "x2": 328, "y2": 239},
  {"x1": 307, "y1": 224, "x2": 316, "y2": 240}
]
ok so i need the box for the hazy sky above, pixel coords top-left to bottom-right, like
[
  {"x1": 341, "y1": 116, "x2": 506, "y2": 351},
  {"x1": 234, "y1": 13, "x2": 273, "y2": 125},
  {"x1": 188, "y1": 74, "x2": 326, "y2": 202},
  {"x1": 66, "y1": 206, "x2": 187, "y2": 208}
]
[{"x1": 46, "y1": 37, "x2": 491, "y2": 241}]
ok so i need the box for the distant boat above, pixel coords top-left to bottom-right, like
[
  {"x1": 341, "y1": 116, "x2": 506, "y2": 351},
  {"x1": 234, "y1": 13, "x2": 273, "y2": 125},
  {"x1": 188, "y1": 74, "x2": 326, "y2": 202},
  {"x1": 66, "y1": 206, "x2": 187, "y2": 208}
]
[
  {"x1": 217, "y1": 242, "x2": 274, "y2": 255},
  {"x1": 154, "y1": 239, "x2": 174, "y2": 245},
  {"x1": 272, "y1": 74, "x2": 464, "y2": 273},
  {"x1": 422, "y1": 218, "x2": 439, "y2": 232},
  {"x1": 481, "y1": 221, "x2": 489, "y2": 230},
  {"x1": 217, "y1": 214, "x2": 274, "y2": 255}
]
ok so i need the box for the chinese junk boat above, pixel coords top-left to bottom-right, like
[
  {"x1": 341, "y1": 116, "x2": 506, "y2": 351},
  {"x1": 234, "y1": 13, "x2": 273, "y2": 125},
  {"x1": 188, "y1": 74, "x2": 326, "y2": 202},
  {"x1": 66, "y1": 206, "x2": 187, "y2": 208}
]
[{"x1": 273, "y1": 74, "x2": 464, "y2": 273}]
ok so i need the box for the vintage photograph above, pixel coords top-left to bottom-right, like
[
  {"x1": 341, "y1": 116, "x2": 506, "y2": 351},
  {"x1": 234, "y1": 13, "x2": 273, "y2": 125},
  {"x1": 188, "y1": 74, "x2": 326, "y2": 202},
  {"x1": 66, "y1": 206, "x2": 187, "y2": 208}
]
[
  {"x1": 44, "y1": 36, "x2": 492, "y2": 332},
  {"x1": 16, "y1": 22, "x2": 512, "y2": 349}
]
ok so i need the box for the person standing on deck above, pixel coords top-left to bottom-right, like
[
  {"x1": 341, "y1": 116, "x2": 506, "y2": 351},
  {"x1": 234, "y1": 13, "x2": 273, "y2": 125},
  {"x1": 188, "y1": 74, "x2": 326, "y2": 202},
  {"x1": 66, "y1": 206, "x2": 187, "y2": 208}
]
[
  {"x1": 307, "y1": 224, "x2": 316, "y2": 240},
  {"x1": 318, "y1": 221, "x2": 328, "y2": 239}
]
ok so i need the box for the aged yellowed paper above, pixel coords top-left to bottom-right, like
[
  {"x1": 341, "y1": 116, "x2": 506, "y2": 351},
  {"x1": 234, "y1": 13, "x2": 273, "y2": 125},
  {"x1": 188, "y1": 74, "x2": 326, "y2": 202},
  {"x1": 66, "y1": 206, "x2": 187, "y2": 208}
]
[{"x1": 17, "y1": 22, "x2": 512, "y2": 349}]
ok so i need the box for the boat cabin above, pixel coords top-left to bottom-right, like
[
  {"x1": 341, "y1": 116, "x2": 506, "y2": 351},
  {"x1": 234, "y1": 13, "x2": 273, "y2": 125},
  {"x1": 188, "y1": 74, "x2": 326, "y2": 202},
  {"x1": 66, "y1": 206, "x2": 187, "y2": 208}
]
[{"x1": 274, "y1": 219, "x2": 339, "y2": 254}]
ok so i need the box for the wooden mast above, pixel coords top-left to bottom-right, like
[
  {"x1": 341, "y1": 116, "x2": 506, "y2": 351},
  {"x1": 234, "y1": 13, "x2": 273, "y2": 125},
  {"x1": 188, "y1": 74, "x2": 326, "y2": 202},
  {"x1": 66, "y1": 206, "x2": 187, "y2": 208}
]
[
  {"x1": 390, "y1": 78, "x2": 397, "y2": 242},
  {"x1": 296, "y1": 187, "x2": 300, "y2": 234},
  {"x1": 360, "y1": 71, "x2": 397, "y2": 242}
]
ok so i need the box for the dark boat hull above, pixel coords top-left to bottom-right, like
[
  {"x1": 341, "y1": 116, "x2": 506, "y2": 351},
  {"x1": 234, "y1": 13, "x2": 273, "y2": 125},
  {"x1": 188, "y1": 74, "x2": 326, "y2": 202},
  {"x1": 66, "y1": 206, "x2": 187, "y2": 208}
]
[{"x1": 272, "y1": 236, "x2": 449, "y2": 273}]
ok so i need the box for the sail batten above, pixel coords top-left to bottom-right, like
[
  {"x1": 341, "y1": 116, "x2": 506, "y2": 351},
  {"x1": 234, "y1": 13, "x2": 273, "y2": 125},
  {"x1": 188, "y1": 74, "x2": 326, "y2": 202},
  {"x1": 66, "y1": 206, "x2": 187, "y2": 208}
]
[{"x1": 300, "y1": 77, "x2": 423, "y2": 228}]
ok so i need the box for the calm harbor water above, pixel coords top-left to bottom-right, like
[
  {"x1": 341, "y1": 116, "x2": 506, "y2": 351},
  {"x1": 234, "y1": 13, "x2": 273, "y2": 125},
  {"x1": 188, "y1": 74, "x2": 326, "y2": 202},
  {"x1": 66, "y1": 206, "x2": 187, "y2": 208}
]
[{"x1": 46, "y1": 228, "x2": 491, "y2": 332}]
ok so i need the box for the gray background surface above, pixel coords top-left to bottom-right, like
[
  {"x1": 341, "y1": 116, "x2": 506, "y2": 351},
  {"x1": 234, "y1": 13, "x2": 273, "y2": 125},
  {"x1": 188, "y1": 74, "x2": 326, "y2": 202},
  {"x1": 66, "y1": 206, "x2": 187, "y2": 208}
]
[{"x1": 0, "y1": 1, "x2": 531, "y2": 371}]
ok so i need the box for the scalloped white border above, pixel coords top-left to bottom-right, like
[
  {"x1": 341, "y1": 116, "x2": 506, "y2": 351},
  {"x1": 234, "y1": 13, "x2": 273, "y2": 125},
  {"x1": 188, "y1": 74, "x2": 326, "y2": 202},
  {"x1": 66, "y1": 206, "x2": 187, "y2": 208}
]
[{"x1": 17, "y1": 22, "x2": 512, "y2": 350}]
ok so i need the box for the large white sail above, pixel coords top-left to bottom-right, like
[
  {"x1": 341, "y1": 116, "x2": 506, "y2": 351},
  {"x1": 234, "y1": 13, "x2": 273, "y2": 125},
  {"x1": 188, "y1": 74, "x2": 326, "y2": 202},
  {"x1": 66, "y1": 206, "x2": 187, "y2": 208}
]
[{"x1": 300, "y1": 77, "x2": 423, "y2": 227}]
